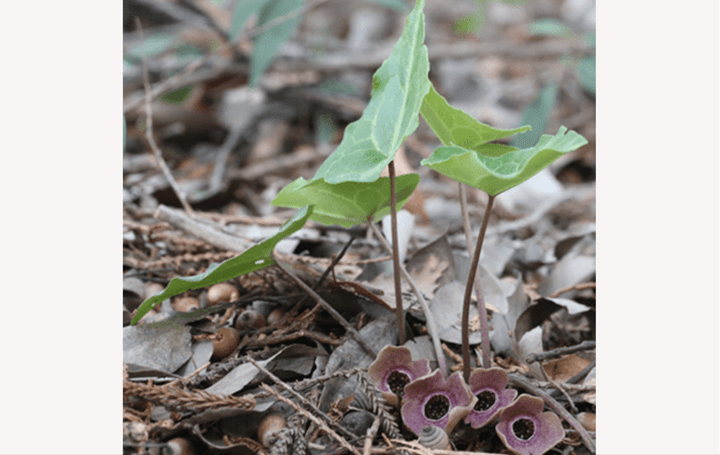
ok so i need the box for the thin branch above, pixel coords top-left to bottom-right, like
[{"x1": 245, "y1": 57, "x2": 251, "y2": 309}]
[
  {"x1": 135, "y1": 18, "x2": 195, "y2": 216},
  {"x1": 260, "y1": 383, "x2": 362, "y2": 455},
  {"x1": 272, "y1": 254, "x2": 377, "y2": 357},
  {"x1": 366, "y1": 220, "x2": 447, "y2": 376},
  {"x1": 526, "y1": 341, "x2": 596, "y2": 364},
  {"x1": 154, "y1": 204, "x2": 250, "y2": 251},
  {"x1": 549, "y1": 282, "x2": 596, "y2": 298},
  {"x1": 247, "y1": 357, "x2": 357, "y2": 442}
]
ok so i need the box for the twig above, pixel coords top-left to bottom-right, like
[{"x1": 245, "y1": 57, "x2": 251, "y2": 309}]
[
  {"x1": 272, "y1": 255, "x2": 377, "y2": 357},
  {"x1": 135, "y1": 18, "x2": 195, "y2": 216},
  {"x1": 533, "y1": 380, "x2": 595, "y2": 393},
  {"x1": 155, "y1": 204, "x2": 250, "y2": 251},
  {"x1": 250, "y1": 367, "x2": 367, "y2": 401},
  {"x1": 541, "y1": 371, "x2": 578, "y2": 414},
  {"x1": 363, "y1": 414, "x2": 382, "y2": 455},
  {"x1": 260, "y1": 383, "x2": 362, "y2": 455},
  {"x1": 247, "y1": 357, "x2": 357, "y2": 442},
  {"x1": 508, "y1": 374, "x2": 596, "y2": 453},
  {"x1": 366, "y1": 221, "x2": 447, "y2": 375},
  {"x1": 566, "y1": 359, "x2": 596, "y2": 384},
  {"x1": 526, "y1": 341, "x2": 596, "y2": 364},
  {"x1": 312, "y1": 236, "x2": 355, "y2": 291},
  {"x1": 549, "y1": 282, "x2": 596, "y2": 298}
]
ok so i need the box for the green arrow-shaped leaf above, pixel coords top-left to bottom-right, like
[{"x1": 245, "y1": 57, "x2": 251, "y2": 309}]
[
  {"x1": 421, "y1": 126, "x2": 587, "y2": 196},
  {"x1": 313, "y1": 0, "x2": 430, "y2": 183},
  {"x1": 420, "y1": 85, "x2": 531, "y2": 151},
  {"x1": 271, "y1": 174, "x2": 420, "y2": 228},
  {"x1": 131, "y1": 206, "x2": 313, "y2": 325}
]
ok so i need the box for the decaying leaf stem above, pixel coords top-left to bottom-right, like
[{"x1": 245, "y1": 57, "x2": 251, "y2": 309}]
[
  {"x1": 461, "y1": 193, "x2": 495, "y2": 382},
  {"x1": 388, "y1": 160, "x2": 405, "y2": 345},
  {"x1": 366, "y1": 221, "x2": 447, "y2": 376}
]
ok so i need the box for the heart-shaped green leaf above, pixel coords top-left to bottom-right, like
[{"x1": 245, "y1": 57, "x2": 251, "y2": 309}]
[
  {"x1": 130, "y1": 206, "x2": 313, "y2": 325},
  {"x1": 421, "y1": 126, "x2": 587, "y2": 196},
  {"x1": 313, "y1": 0, "x2": 430, "y2": 183},
  {"x1": 271, "y1": 174, "x2": 420, "y2": 228},
  {"x1": 420, "y1": 86, "x2": 531, "y2": 151}
]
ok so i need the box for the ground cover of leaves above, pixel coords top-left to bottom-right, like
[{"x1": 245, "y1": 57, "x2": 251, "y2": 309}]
[{"x1": 123, "y1": 0, "x2": 595, "y2": 453}]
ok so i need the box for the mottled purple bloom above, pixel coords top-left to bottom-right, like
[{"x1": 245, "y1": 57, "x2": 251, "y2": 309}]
[
  {"x1": 401, "y1": 369, "x2": 476, "y2": 435},
  {"x1": 464, "y1": 368, "x2": 517, "y2": 429},
  {"x1": 495, "y1": 394, "x2": 564, "y2": 455},
  {"x1": 368, "y1": 345, "x2": 431, "y2": 405}
]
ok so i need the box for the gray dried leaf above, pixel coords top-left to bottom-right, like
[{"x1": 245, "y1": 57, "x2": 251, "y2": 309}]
[{"x1": 123, "y1": 323, "x2": 192, "y2": 374}]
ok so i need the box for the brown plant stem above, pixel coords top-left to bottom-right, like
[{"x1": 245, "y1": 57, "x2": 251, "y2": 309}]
[
  {"x1": 388, "y1": 160, "x2": 405, "y2": 345},
  {"x1": 366, "y1": 220, "x2": 447, "y2": 375},
  {"x1": 458, "y1": 183, "x2": 492, "y2": 369},
  {"x1": 461, "y1": 193, "x2": 495, "y2": 382}
]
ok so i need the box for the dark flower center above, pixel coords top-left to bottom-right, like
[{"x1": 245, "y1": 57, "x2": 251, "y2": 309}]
[
  {"x1": 387, "y1": 371, "x2": 411, "y2": 396},
  {"x1": 424, "y1": 394, "x2": 450, "y2": 420},
  {"x1": 474, "y1": 390, "x2": 496, "y2": 412},
  {"x1": 512, "y1": 418, "x2": 535, "y2": 440}
]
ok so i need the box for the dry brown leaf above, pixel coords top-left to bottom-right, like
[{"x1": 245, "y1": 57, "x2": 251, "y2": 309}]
[
  {"x1": 542, "y1": 354, "x2": 592, "y2": 382},
  {"x1": 360, "y1": 254, "x2": 448, "y2": 310}
]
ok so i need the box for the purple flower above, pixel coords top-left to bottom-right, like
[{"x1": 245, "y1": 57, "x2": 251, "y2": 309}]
[
  {"x1": 401, "y1": 369, "x2": 476, "y2": 435},
  {"x1": 368, "y1": 345, "x2": 431, "y2": 406},
  {"x1": 464, "y1": 368, "x2": 517, "y2": 429},
  {"x1": 495, "y1": 394, "x2": 564, "y2": 455}
]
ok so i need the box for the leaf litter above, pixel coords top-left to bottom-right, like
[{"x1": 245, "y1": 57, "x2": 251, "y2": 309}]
[{"x1": 123, "y1": 0, "x2": 596, "y2": 453}]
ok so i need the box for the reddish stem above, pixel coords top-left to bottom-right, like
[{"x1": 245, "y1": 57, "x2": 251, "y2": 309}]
[
  {"x1": 462, "y1": 193, "x2": 495, "y2": 382},
  {"x1": 388, "y1": 160, "x2": 405, "y2": 345}
]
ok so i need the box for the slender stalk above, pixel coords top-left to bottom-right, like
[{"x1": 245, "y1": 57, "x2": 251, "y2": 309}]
[
  {"x1": 388, "y1": 160, "x2": 405, "y2": 345},
  {"x1": 367, "y1": 220, "x2": 447, "y2": 375},
  {"x1": 458, "y1": 183, "x2": 491, "y2": 369},
  {"x1": 461, "y1": 193, "x2": 496, "y2": 382}
]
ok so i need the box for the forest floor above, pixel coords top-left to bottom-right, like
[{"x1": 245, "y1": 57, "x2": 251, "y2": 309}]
[{"x1": 123, "y1": 0, "x2": 596, "y2": 453}]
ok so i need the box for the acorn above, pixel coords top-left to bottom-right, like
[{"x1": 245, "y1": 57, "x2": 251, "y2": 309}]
[
  {"x1": 172, "y1": 297, "x2": 199, "y2": 312},
  {"x1": 206, "y1": 283, "x2": 239, "y2": 306},
  {"x1": 236, "y1": 309, "x2": 266, "y2": 330},
  {"x1": 257, "y1": 413, "x2": 286, "y2": 447},
  {"x1": 266, "y1": 308, "x2": 285, "y2": 326},
  {"x1": 212, "y1": 327, "x2": 240, "y2": 359},
  {"x1": 418, "y1": 425, "x2": 451, "y2": 450},
  {"x1": 165, "y1": 437, "x2": 194, "y2": 455},
  {"x1": 144, "y1": 282, "x2": 165, "y2": 299}
]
